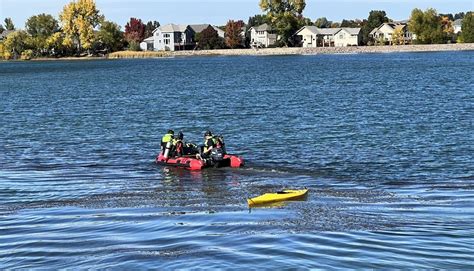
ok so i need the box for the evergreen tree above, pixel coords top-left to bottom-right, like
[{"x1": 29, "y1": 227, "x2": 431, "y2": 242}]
[
  {"x1": 144, "y1": 21, "x2": 160, "y2": 38},
  {"x1": 314, "y1": 17, "x2": 331, "y2": 28},
  {"x1": 4, "y1": 18, "x2": 15, "y2": 30}
]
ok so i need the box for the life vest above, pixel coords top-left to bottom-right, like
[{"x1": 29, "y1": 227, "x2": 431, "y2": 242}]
[
  {"x1": 162, "y1": 133, "x2": 173, "y2": 144},
  {"x1": 203, "y1": 136, "x2": 215, "y2": 153}
]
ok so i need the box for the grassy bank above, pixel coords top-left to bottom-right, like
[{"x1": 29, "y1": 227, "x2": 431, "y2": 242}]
[{"x1": 107, "y1": 51, "x2": 170, "y2": 59}]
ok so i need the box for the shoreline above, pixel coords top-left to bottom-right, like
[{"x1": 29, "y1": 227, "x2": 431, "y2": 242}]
[
  {"x1": 2, "y1": 43, "x2": 472, "y2": 62},
  {"x1": 170, "y1": 43, "x2": 474, "y2": 57}
]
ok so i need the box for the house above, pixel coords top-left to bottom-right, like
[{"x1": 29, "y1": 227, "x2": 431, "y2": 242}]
[
  {"x1": 152, "y1": 24, "x2": 194, "y2": 51},
  {"x1": 189, "y1": 24, "x2": 225, "y2": 39},
  {"x1": 0, "y1": 30, "x2": 13, "y2": 41},
  {"x1": 369, "y1": 22, "x2": 413, "y2": 45},
  {"x1": 139, "y1": 36, "x2": 154, "y2": 51},
  {"x1": 249, "y1": 23, "x2": 277, "y2": 47},
  {"x1": 334, "y1": 28, "x2": 361, "y2": 47},
  {"x1": 453, "y1": 19, "x2": 462, "y2": 34},
  {"x1": 142, "y1": 23, "x2": 225, "y2": 51},
  {"x1": 295, "y1": 26, "x2": 360, "y2": 47}
]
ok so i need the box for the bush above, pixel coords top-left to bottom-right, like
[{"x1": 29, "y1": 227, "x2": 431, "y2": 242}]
[
  {"x1": 108, "y1": 50, "x2": 168, "y2": 59},
  {"x1": 3, "y1": 51, "x2": 12, "y2": 60},
  {"x1": 128, "y1": 41, "x2": 141, "y2": 51},
  {"x1": 20, "y1": 49, "x2": 34, "y2": 60}
]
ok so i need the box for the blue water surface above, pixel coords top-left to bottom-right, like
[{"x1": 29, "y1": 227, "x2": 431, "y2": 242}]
[{"x1": 0, "y1": 51, "x2": 473, "y2": 268}]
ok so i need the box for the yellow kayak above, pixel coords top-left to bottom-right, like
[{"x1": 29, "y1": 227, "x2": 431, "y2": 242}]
[{"x1": 247, "y1": 189, "x2": 308, "y2": 206}]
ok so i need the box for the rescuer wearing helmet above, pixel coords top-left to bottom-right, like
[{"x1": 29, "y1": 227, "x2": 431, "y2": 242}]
[{"x1": 161, "y1": 129, "x2": 174, "y2": 158}]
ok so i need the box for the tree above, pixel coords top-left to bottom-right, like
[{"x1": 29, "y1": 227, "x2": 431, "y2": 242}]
[
  {"x1": 0, "y1": 41, "x2": 5, "y2": 59},
  {"x1": 247, "y1": 14, "x2": 268, "y2": 29},
  {"x1": 408, "y1": 8, "x2": 446, "y2": 44},
  {"x1": 25, "y1": 14, "x2": 59, "y2": 37},
  {"x1": 460, "y1": 12, "x2": 474, "y2": 43},
  {"x1": 391, "y1": 27, "x2": 405, "y2": 45},
  {"x1": 125, "y1": 18, "x2": 145, "y2": 43},
  {"x1": 46, "y1": 32, "x2": 72, "y2": 56},
  {"x1": 454, "y1": 12, "x2": 465, "y2": 20},
  {"x1": 439, "y1": 13, "x2": 454, "y2": 21},
  {"x1": 440, "y1": 16, "x2": 455, "y2": 42},
  {"x1": 361, "y1": 10, "x2": 389, "y2": 45},
  {"x1": 341, "y1": 19, "x2": 363, "y2": 28},
  {"x1": 97, "y1": 21, "x2": 124, "y2": 53},
  {"x1": 144, "y1": 21, "x2": 160, "y2": 38},
  {"x1": 3, "y1": 31, "x2": 29, "y2": 59},
  {"x1": 0, "y1": 24, "x2": 5, "y2": 33},
  {"x1": 314, "y1": 17, "x2": 331, "y2": 28},
  {"x1": 25, "y1": 14, "x2": 60, "y2": 56},
  {"x1": 225, "y1": 20, "x2": 244, "y2": 48},
  {"x1": 259, "y1": 0, "x2": 306, "y2": 45},
  {"x1": 300, "y1": 16, "x2": 313, "y2": 26},
  {"x1": 197, "y1": 25, "x2": 225, "y2": 50},
  {"x1": 59, "y1": 0, "x2": 103, "y2": 53},
  {"x1": 4, "y1": 18, "x2": 15, "y2": 30}
]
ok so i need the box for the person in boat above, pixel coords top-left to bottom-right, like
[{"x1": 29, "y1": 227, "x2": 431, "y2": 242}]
[
  {"x1": 172, "y1": 131, "x2": 185, "y2": 157},
  {"x1": 201, "y1": 130, "x2": 216, "y2": 159},
  {"x1": 161, "y1": 129, "x2": 174, "y2": 155}
]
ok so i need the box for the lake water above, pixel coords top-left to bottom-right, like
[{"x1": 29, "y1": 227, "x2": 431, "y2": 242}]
[{"x1": 1, "y1": 52, "x2": 473, "y2": 268}]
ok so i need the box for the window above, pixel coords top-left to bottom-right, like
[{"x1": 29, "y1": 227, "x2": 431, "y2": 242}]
[{"x1": 164, "y1": 33, "x2": 170, "y2": 38}]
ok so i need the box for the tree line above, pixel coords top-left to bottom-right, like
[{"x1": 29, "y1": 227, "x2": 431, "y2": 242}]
[{"x1": 0, "y1": 0, "x2": 473, "y2": 60}]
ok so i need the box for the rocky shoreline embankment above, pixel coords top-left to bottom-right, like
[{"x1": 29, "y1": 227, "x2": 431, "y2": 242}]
[{"x1": 170, "y1": 43, "x2": 474, "y2": 57}]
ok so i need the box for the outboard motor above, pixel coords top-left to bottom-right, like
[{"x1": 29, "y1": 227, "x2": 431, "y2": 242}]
[
  {"x1": 210, "y1": 148, "x2": 224, "y2": 162},
  {"x1": 163, "y1": 141, "x2": 172, "y2": 159}
]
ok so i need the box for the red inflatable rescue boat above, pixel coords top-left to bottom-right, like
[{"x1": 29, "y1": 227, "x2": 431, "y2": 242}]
[{"x1": 155, "y1": 153, "x2": 244, "y2": 170}]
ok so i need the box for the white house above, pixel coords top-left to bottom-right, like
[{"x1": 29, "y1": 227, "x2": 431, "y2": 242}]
[
  {"x1": 141, "y1": 23, "x2": 225, "y2": 51},
  {"x1": 152, "y1": 24, "x2": 194, "y2": 51},
  {"x1": 295, "y1": 26, "x2": 360, "y2": 47},
  {"x1": 453, "y1": 19, "x2": 462, "y2": 34},
  {"x1": 249, "y1": 23, "x2": 277, "y2": 47},
  {"x1": 139, "y1": 36, "x2": 154, "y2": 51},
  {"x1": 369, "y1": 22, "x2": 413, "y2": 44},
  {"x1": 334, "y1": 28, "x2": 361, "y2": 47}
]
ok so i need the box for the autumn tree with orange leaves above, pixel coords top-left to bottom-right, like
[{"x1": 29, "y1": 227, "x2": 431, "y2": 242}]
[{"x1": 225, "y1": 20, "x2": 244, "y2": 48}]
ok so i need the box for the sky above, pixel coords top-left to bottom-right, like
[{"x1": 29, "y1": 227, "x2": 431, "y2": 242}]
[{"x1": 0, "y1": 0, "x2": 472, "y2": 28}]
